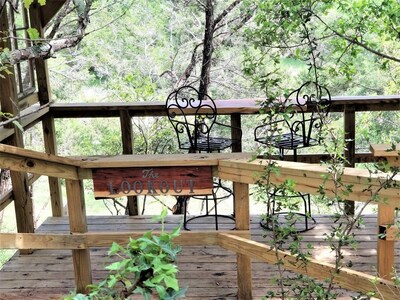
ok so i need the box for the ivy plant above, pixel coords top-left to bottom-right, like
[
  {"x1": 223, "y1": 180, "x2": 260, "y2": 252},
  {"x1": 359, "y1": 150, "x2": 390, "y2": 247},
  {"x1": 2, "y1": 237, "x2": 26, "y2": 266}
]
[{"x1": 64, "y1": 208, "x2": 187, "y2": 300}]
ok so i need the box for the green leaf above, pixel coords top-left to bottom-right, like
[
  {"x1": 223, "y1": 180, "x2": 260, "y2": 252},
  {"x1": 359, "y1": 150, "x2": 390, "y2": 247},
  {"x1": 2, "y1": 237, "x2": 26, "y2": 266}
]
[
  {"x1": 27, "y1": 28, "x2": 40, "y2": 40},
  {"x1": 105, "y1": 259, "x2": 128, "y2": 271},
  {"x1": 164, "y1": 275, "x2": 179, "y2": 291},
  {"x1": 108, "y1": 241, "x2": 123, "y2": 255},
  {"x1": 38, "y1": 0, "x2": 46, "y2": 5},
  {"x1": 152, "y1": 206, "x2": 168, "y2": 223},
  {"x1": 170, "y1": 226, "x2": 181, "y2": 238},
  {"x1": 23, "y1": 0, "x2": 34, "y2": 9},
  {"x1": 107, "y1": 274, "x2": 118, "y2": 288},
  {"x1": 160, "y1": 206, "x2": 168, "y2": 219},
  {"x1": 155, "y1": 284, "x2": 166, "y2": 298},
  {"x1": 73, "y1": 294, "x2": 88, "y2": 300}
]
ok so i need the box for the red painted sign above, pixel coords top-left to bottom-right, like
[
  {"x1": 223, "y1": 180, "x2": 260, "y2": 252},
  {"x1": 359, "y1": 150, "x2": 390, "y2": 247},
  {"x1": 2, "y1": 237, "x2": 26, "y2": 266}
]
[{"x1": 93, "y1": 166, "x2": 213, "y2": 198}]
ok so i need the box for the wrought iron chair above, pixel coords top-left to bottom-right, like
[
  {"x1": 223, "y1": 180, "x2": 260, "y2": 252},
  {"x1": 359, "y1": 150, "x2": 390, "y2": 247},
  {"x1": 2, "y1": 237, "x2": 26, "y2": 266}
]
[
  {"x1": 166, "y1": 85, "x2": 242, "y2": 230},
  {"x1": 254, "y1": 81, "x2": 332, "y2": 232}
]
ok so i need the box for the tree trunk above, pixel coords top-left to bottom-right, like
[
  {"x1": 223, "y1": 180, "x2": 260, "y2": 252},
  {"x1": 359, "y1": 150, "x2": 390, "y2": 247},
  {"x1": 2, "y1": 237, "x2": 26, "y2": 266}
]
[{"x1": 198, "y1": 0, "x2": 215, "y2": 98}]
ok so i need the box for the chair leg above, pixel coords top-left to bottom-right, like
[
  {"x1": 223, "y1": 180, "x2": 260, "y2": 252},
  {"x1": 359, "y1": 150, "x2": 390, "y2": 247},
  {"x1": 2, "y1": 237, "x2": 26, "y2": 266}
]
[
  {"x1": 295, "y1": 192, "x2": 316, "y2": 232},
  {"x1": 212, "y1": 190, "x2": 219, "y2": 230},
  {"x1": 299, "y1": 193, "x2": 309, "y2": 231},
  {"x1": 183, "y1": 196, "x2": 189, "y2": 231},
  {"x1": 183, "y1": 180, "x2": 235, "y2": 231},
  {"x1": 279, "y1": 147, "x2": 284, "y2": 160}
]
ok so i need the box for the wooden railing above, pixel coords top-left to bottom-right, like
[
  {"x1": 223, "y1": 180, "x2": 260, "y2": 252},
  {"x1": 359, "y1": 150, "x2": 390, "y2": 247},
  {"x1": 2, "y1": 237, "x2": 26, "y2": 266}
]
[
  {"x1": 0, "y1": 96, "x2": 399, "y2": 215},
  {"x1": 0, "y1": 144, "x2": 399, "y2": 299}
]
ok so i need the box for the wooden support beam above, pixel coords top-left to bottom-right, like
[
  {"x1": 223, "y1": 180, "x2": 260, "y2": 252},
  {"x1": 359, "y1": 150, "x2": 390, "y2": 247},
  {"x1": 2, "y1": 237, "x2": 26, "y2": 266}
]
[
  {"x1": 119, "y1": 109, "x2": 138, "y2": 215},
  {"x1": 19, "y1": 92, "x2": 39, "y2": 109},
  {"x1": 0, "y1": 144, "x2": 79, "y2": 179},
  {"x1": 257, "y1": 152, "x2": 376, "y2": 164},
  {"x1": 377, "y1": 206, "x2": 395, "y2": 280},
  {"x1": 218, "y1": 159, "x2": 400, "y2": 207},
  {"x1": 0, "y1": 103, "x2": 49, "y2": 142},
  {"x1": 233, "y1": 182, "x2": 252, "y2": 299},
  {"x1": 29, "y1": 3, "x2": 64, "y2": 218},
  {"x1": 231, "y1": 113, "x2": 242, "y2": 152},
  {"x1": 77, "y1": 152, "x2": 252, "y2": 170},
  {"x1": 0, "y1": 231, "x2": 250, "y2": 249},
  {"x1": 49, "y1": 96, "x2": 400, "y2": 119},
  {"x1": 65, "y1": 179, "x2": 92, "y2": 294},
  {"x1": 344, "y1": 105, "x2": 356, "y2": 215},
  {"x1": 370, "y1": 144, "x2": 399, "y2": 281},
  {"x1": 0, "y1": 193, "x2": 13, "y2": 211},
  {"x1": 0, "y1": 173, "x2": 40, "y2": 212},
  {"x1": 218, "y1": 233, "x2": 400, "y2": 300},
  {"x1": 379, "y1": 225, "x2": 400, "y2": 241},
  {"x1": 1, "y1": 7, "x2": 34, "y2": 254},
  {"x1": 0, "y1": 152, "x2": 79, "y2": 180},
  {"x1": 41, "y1": 105, "x2": 63, "y2": 217}
]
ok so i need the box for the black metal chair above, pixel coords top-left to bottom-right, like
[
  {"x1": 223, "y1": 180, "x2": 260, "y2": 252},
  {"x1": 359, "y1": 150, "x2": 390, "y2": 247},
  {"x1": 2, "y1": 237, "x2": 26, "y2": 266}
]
[
  {"x1": 166, "y1": 85, "x2": 242, "y2": 230},
  {"x1": 254, "y1": 81, "x2": 332, "y2": 232}
]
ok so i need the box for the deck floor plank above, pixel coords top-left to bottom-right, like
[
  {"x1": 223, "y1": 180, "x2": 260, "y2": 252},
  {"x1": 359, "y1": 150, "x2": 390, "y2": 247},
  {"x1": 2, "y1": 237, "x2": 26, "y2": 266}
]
[{"x1": 1, "y1": 214, "x2": 399, "y2": 299}]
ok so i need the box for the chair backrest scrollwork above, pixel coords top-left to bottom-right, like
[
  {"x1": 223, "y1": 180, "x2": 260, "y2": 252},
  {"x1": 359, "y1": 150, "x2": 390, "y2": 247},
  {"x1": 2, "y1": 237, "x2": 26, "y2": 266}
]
[
  {"x1": 284, "y1": 81, "x2": 332, "y2": 148},
  {"x1": 166, "y1": 85, "x2": 218, "y2": 152}
]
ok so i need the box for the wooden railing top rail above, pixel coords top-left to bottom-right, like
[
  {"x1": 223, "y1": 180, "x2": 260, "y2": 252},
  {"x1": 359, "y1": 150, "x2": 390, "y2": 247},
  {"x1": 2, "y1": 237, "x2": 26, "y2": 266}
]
[
  {"x1": 49, "y1": 95, "x2": 400, "y2": 118},
  {"x1": 0, "y1": 143, "x2": 79, "y2": 166},
  {"x1": 370, "y1": 143, "x2": 400, "y2": 158},
  {"x1": 0, "y1": 144, "x2": 398, "y2": 205},
  {"x1": 218, "y1": 158, "x2": 399, "y2": 207},
  {"x1": 0, "y1": 144, "x2": 80, "y2": 180},
  {"x1": 76, "y1": 152, "x2": 252, "y2": 169},
  {"x1": 0, "y1": 103, "x2": 49, "y2": 142}
]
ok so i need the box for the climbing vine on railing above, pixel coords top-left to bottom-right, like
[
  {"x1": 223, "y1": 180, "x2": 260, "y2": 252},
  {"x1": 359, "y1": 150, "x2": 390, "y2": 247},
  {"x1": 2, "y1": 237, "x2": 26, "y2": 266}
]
[{"x1": 256, "y1": 95, "x2": 399, "y2": 299}]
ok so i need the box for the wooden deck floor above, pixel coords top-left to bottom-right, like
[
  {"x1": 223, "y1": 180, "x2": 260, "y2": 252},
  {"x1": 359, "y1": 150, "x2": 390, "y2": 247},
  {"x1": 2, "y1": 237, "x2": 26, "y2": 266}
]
[{"x1": 0, "y1": 214, "x2": 399, "y2": 299}]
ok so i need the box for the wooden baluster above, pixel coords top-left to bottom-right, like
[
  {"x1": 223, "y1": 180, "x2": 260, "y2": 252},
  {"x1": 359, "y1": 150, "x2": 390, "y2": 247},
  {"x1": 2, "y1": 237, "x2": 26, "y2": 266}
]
[
  {"x1": 120, "y1": 110, "x2": 139, "y2": 215},
  {"x1": 344, "y1": 104, "x2": 355, "y2": 215},
  {"x1": 371, "y1": 144, "x2": 399, "y2": 280},
  {"x1": 0, "y1": 7, "x2": 34, "y2": 254},
  {"x1": 29, "y1": 4, "x2": 64, "y2": 217},
  {"x1": 233, "y1": 182, "x2": 252, "y2": 299},
  {"x1": 66, "y1": 179, "x2": 92, "y2": 293},
  {"x1": 231, "y1": 113, "x2": 242, "y2": 152}
]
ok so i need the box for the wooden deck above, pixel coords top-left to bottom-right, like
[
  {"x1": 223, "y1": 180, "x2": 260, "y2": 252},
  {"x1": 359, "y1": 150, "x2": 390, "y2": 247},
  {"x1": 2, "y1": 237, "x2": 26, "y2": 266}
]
[{"x1": 0, "y1": 214, "x2": 399, "y2": 299}]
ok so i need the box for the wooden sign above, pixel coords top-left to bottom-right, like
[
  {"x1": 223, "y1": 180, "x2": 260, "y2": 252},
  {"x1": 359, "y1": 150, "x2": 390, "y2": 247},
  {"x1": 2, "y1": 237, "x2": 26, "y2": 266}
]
[{"x1": 93, "y1": 166, "x2": 213, "y2": 198}]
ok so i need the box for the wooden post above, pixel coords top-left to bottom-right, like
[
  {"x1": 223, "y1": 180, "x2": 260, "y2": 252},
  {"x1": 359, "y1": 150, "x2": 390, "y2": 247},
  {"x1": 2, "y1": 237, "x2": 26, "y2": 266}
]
[
  {"x1": 231, "y1": 113, "x2": 242, "y2": 152},
  {"x1": 66, "y1": 179, "x2": 92, "y2": 293},
  {"x1": 378, "y1": 205, "x2": 395, "y2": 280},
  {"x1": 119, "y1": 110, "x2": 139, "y2": 215},
  {"x1": 42, "y1": 117, "x2": 64, "y2": 216},
  {"x1": 29, "y1": 4, "x2": 63, "y2": 217},
  {"x1": 233, "y1": 182, "x2": 252, "y2": 299},
  {"x1": 0, "y1": 6, "x2": 34, "y2": 254},
  {"x1": 371, "y1": 144, "x2": 399, "y2": 280},
  {"x1": 344, "y1": 105, "x2": 355, "y2": 215}
]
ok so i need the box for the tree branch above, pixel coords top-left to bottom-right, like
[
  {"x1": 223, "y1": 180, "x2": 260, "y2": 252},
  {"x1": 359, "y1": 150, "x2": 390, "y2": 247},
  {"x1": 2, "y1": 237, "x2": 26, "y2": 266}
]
[
  {"x1": 312, "y1": 11, "x2": 400, "y2": 63},
  {"x1": 45, "y1": 0, "x2": 74, "y2": 39},
  {"x1": 214, "y1": 0, "x2": 242, "y2": 26},
  {"x1": 176, "y1": 43, "x2": 202, "y2": 87},
  {"x1": 1, "y1": 0, "x2": 93, "y2": 65}
]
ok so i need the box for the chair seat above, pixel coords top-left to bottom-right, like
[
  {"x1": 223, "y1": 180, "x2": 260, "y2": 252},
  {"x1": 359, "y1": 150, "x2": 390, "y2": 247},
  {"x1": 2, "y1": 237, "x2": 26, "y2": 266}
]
[
  {"x1": 256, "y1": 133, "x2": 318, "y2": 150},
  {"x1": 182, "y1": 137, "x2": 233, "y2": 152}
]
